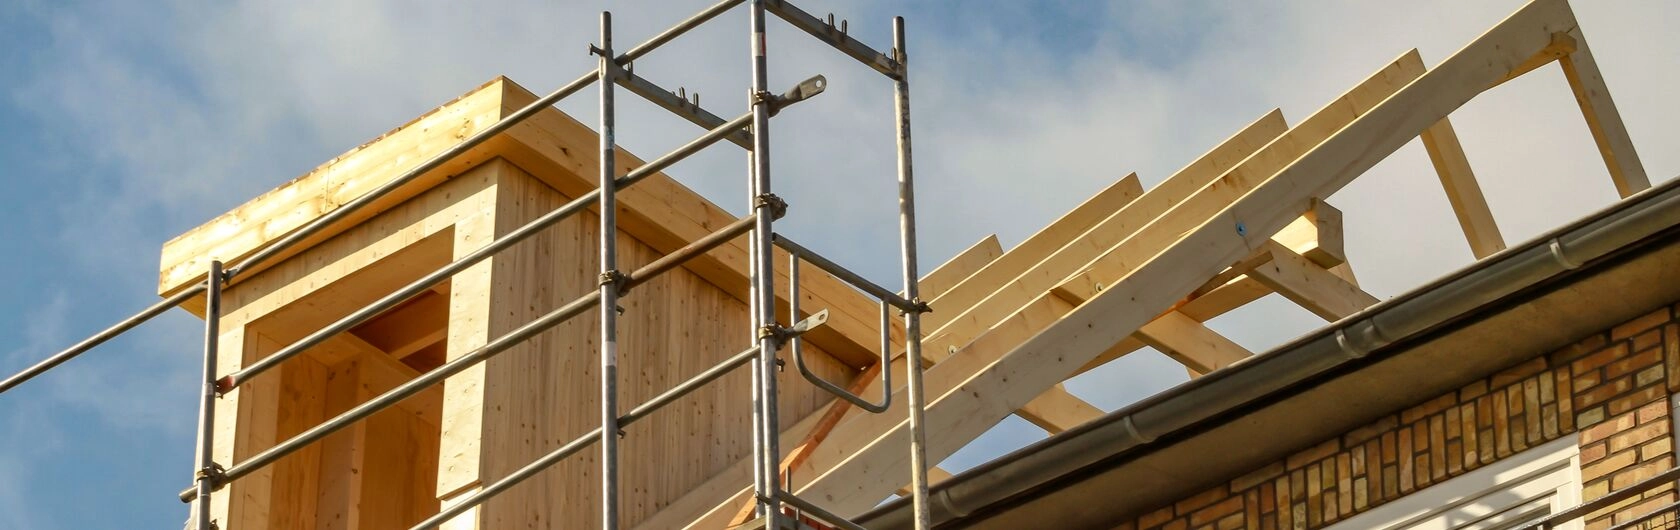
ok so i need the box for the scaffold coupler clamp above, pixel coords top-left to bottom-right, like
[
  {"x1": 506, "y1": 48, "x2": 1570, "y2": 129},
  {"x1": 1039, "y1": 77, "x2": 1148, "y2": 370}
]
[
  {"x1": 906, "y1": 298, "x2": 932, "y2": 316},
  {"x1": 599, "y1": 269, "x2": 630, "y2": 296},
  {"x1": 196, "y1": 463, "x2": 227, "y2": 490},
  {"x1": 757, "y1": 325, "x2": 790, "y2": 371},
  {"x1": 755, "y1": 193, "x2": 788, "y2": 220}
]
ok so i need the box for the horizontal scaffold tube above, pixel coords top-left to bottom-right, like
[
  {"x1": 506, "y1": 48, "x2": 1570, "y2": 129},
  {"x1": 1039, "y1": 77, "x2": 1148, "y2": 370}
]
[
  {"x1": 774, "y1": 233, "x2": 918, "y2": 312},
  {"x1": 180, "y1": 213, "x2": 760, "y2": 502},
  {"x1": 0, "y1": 285, "x2": 203, "y2": 394}
]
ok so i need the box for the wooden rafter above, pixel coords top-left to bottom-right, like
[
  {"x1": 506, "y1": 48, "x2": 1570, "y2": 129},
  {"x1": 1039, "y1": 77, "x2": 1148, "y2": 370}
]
[
  {"x1": 1249, "y1": 241, "x2": 1381, "y2": 321},
  {"x1": 919, "y1": 235, "x2": 1002, "y2": 300},
  {"x1": 1557, "y1": 28, "x2": 1650, "y2": 198},
  {"x1": 1421, "y1": 117, "x2": 1506, "y2": 258},
  {"x1": 1016, "y1": 384, "x2": 1105, "y2": 434},
  {"x1": 1137, "y1": 311, "x2": 1254, "y2": 376}
]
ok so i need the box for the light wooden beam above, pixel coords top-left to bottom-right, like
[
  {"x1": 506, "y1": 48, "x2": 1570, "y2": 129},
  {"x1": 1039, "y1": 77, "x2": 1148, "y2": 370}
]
[
  {"x1": 350, "y1": 290, "x2": 450, "y2": 360},
  {"x1": 1557, "y1": 27, "x2": 1650, "y2": 198},
  {"x1": 1136, "y1": 311, "x2": 1254, "y2": 375},
  {"x1": 855, "y1": 110, "x2": 1288, "y2": 427},
  {"x1": 919, "y1": 235, "x2": 1003, "y2": 300},
  {"x1": 1421, "y1": 117, "x2": 1506, "y2": 258},
  {"x1": 1248, "y1": 241, "x2": 1380, "y2": 321},
  {"x1": 1272, "y1": 199, "x2": 1346, "y2": 267},
  {"x1": 896, "y1": 466, "x2": 954, "y2": 497},
  {"x1": 774, "y1": 1, "x2": 1579, "y2": 514},
  {"x1": 920, "y1": 173, "x2": 1150, "y2": 333},
  {"x1": 1015, "y1": 384, "x2": 1105, "y2": 434}
]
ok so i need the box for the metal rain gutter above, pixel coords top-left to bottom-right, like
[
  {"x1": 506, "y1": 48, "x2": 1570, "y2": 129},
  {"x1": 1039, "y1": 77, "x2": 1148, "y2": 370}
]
[{"x1": 856, "y1": 175, "x2": 1680, "y2": 529}]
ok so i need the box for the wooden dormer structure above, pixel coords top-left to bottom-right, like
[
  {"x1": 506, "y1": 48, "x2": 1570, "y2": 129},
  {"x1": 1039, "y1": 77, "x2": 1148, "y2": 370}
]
[{"x1": 158, "y1": 77, "x2": 877, "y2": 528}]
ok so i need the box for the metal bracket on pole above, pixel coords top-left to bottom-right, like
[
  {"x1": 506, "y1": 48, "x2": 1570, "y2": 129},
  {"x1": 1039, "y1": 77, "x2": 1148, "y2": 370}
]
[{"x1": 769, "y1": 75, "x2": 826, "y2": 116}]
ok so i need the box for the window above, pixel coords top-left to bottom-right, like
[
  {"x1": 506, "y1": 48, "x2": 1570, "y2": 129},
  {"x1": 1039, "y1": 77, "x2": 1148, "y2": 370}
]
[{"x1": 1327, "y1": 436, "x2": 1582, "y2": 530}]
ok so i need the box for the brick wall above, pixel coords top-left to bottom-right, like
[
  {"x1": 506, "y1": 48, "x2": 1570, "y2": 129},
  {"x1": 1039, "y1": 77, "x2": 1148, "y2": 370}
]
[{"x1": 1116, "y1": 303, "x2": 1680, "y2": 530}]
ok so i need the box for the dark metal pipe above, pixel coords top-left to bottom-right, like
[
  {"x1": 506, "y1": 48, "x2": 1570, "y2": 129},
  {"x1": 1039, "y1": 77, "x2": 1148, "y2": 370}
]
[
  {"x1": 626, "y1": 214, "x2": 758, "y2": 289},
  {"x1": 747, "y1": 0, "x2": 784, "y2": 523},
  {"x1": 595, "y1": 12, "x2": 622, "y2": 529},
  {"x1": 1522, "y1": 465, "x2": 1680, "y2": 529},
  {"x1": 788, "y1": 254, "x2": 891, "y2": 412},
  {"x1": 0, "y1": 283, "x2": 204, "y2": 395},
  {"x1": 773, "y1": 234, "x2": 916, "y2": 312},
  {"x1": 189, "y1": 262, "x2": 223, "y2": 530},
  {"x1": 892, "y1": 17, "x2": 934, "y2": 530},
  {"x1": 777, "y1": 490, "x2": 869, "y2": 530},
  {"x1": 218, "y1": 111, "x2": 760, "y2": 392},
  {"x1": 180, "y1": 209, "x2": 760, "y2": 502},
  {"x1": 1604, "y1": 499, "x2": 1680, "y2": 530}
]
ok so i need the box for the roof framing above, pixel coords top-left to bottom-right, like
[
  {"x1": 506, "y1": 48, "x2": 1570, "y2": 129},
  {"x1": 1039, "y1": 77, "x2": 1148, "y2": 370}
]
[{"x1": 648, "y1": 0, "x2": 1652, "y2": 525}]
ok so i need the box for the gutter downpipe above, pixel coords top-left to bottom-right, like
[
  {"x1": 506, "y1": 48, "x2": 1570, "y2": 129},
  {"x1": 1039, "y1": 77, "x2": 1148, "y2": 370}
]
[{"x1": 857, "y1": 175, "x2": 1680, "y2": 529}]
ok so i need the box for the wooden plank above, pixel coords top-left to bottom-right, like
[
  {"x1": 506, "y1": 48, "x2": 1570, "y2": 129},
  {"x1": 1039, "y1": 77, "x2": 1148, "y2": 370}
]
[
  {"x1": 1015, "y1": 384, "x2": 1105, "y2": 434},
  {"x1": 870, "y1": 110, "x2": 1287, "y2": 401},
  {"x1": 916, "y1": 54, "x2": 1419, "y2": 393},
  {"x1": 1557, "y1": 26, "x2": 1650, "y2": 198},
  {"x1": 922, "y1": 173, "x2": 1148, "y2": 332},
  {"x1": 1052, "y1": 49, "x2": 1426, "y2": 307},
  {"x1": 1272, "y1": 200, "x2": 1346, "y2": 268},
  {"x1": 1420, "y1": 117, "x2": 1505, "y2": 258},
  {"x1": 1074, "y1": 199, "x2": 1345, "y2": 378},
  {"x1": 781, "y1": 1, "x2": 1577, "y2": 513},
  {"x1": 349, "y1": 290, "x2": 450, "y2": 360},
  {"x1": 158, "y1": 79, "x2": 509, "y2": 298},
  {"x1": 919, "y1": 235, "x2": 1003, "y2": 301},
  {"x1": 1492, "y1": 31, "x2": 1577, "y2": 88},
  {"x1": 896, "y1": 466, "x2": 954, "y2": 497},
  {"x1": 1249, "y1": 241, "x2": 1381, "y2": 321},
  {"x1": 1136, "y1": 311, "x2": 1254, "y2": 375}
]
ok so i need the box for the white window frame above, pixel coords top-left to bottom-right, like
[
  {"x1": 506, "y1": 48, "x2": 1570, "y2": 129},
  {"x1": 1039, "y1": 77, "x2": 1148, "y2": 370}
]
[{"x1": 1327, "y1": 436, "x2": 1582, "y2": 530}]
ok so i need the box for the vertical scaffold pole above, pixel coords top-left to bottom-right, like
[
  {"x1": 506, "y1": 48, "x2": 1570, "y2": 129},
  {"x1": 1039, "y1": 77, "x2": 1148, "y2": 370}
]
[
  {"x1": 893, "y1": 17, "x2": 934, "y2": 530},
  {"x1": 191, "y1": 260, "x2": 223, "y2": 530},
  {"x1": 595, "y1": 11, "x2": 622, "y2": 530},
  {"x1": 747, "y1": 0, "x2": 783, "y2": 526}
]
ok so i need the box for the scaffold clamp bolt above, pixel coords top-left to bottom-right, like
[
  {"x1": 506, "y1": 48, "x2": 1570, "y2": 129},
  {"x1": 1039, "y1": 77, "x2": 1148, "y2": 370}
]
[
  {"x1": 598, "y1": 269, "x2": 629, "y2": 294},
  {"x1": 755, "y1": 193, "x2": 788, "y2": 220}
]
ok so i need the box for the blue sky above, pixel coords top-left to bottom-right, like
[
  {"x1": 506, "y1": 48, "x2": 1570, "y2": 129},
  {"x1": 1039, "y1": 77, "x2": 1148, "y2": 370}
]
[{"x1": 0, "y1": 1, "x2": 1676, "y2": 528}]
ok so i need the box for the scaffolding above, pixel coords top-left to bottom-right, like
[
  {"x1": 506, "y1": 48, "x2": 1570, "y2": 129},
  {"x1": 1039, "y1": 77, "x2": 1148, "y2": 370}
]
[{"x1": 0, "y1": 0, "x2": 932, "y2": 528}]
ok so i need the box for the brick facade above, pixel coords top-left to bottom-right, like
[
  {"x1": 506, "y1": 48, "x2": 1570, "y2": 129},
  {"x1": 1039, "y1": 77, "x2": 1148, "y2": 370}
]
[{"x1": 1116, "y1": 303, "x2": 1680, "y2": 530}]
